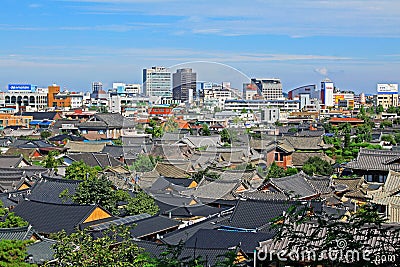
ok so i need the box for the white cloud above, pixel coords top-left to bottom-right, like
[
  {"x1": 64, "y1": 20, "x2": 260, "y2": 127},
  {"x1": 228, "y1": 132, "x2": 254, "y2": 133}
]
[
  {"x1": 314, "y1": 67, "x2": 329, "y2": 76},
  {"x1": 59, "y1": 0, "x2": 400, "y2": 37}
]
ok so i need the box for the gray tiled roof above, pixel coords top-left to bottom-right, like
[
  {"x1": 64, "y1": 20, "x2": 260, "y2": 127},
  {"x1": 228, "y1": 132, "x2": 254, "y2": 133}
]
[
  {"x1": 26, "y1": 238, "x2": 57, "y2": 264},
  {"x1": 221, "y1": 199, "x2": 306, "y2": 231},
  {"x1": 65, "y1": 141, "x2": 106, "y2": 153},
  {"x1": 184, "y1": 229, "x2": 275, "y2": 254},
  {"x1": 0, "y1": 155, "x2": 25, "y2": 168},
  {"x1": 280, "y1": 136, "x2": 328, "y2": 150},
  {"x1": 28, "y1": 176, "x2": 81, "y2": 204},
  {"x1": 0, "y1": 225, "x2": 36, "y2": 240},
  {"x1": 181, "y1": 135, "x2": 221, "y2": 148},
  {"x1": 65, "y1": 152, "x2": 123, "y2": 168},
  {"x1": 346, "y1": 148, "x2": 400, "y2": 171},
  {"x1": 0, "y1": 168, "x2": 27, "y2": 193},
  {"x1": 161, "y1": 215, "x2": 224, "y2": 245},
  {"x1": 12, "y1": 200, "x2": 106, "y2": 235},
  {"x1": 269, "y1": 172, "x2": 320, "y2": 199},
  {"x1": 239, "y1": 191, "x2": 289, "y2": 201}
]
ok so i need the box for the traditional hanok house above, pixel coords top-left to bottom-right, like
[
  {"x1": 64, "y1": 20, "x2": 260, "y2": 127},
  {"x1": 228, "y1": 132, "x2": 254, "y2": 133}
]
[
  {"x1": 0, "y1": 168, "x2": 32, "y2": 193},
  {"x1": 180, "y1": 135, "x2": 221, "y2": 149},
  {"x1": 88, "y1": 214, "x2": 181, "y2": 242},
  {"x1": 203, "y1": 147, "x2": 248, "y2": 169},
  {"x1": 7, "y1": 139, "x2": 65, "y2": 159},
  {"x1": 12, "y1": 200, "x2": 113, "y2": 236},
  {"x1": 217, "y1": 199, "x2": 321, "y2": 233},
  {"x1": 0, "y1": 225, "x2": 40, "y2": 242},
  {"x1": 51, "y1": 119, "x2": 80, "y2": 135},
  {"x1": 64, "y1": 140, "x2": 106, "y2": 153},
  {"x1": 0, "y1": 155, "x2": 30, "y2": 168},
  {"x1": 180, "y1": 169, "x2": 263, "y2": 205},
  {"x1": 367, "y1": 170, "x2": 400, "y2": 223},
  {"x1": 3, "y1": 147, "x2": 43, "y2": 161},
  {"x1": 63, "y1": 152, "x2": 123, "y2": 169},
  {"x1": 48, "y1": 134, "x2": 85, "y2": 145},
  {"x1": 332, "y1": 177, "x2": 369, "y2": 207},
  {"x1": 257, "y1": 172, "x2": 331, "y2": 201},
  {"x1": 250, "y1": 136, "x2": 296, "y2": 169},
  {"x1": 102, "y1": 166, "x2": 134, "y2": 190},
  {"x1": 182, "y1": 228, "x2": 272, "y2": 259},
  {"x1": 189, "y1": 150, "x2": 219, "y2": 171},
  {"x1": 27, "y1": 176, "x2": 81, "y2": 204},
  {"x1": 0, "y1": 188, "x2": 32, "y2": 209},
  {"x1": 2, "y1": 128, "x2": 39, "y2": 138},
  {"x1": 149, "y1": 176, "x2": 197, "y2": 193},
  {"x1": 150, "y1": 143, "x2": 193, "y2": 161},
  {"x1": 78, "y1": 113, "x2": 135, "y2": 140},
  {"x1": 345, "y1": 148, "x2": 400, "y2": 183},
  {"x1": 0, "y1": 224, "x2": 58, "y2": 264},
  {"x1": 154, "y1": 161, "x2": 194, "y2": 178}
]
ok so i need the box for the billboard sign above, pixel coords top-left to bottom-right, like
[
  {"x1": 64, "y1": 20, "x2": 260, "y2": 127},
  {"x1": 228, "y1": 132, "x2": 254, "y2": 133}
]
[
  {"x1": 377, "y1": 84, "x2": 398, "y2": 94},
  {"x1": 8, "y1": 84, "x2": 32, "y2": 91}
]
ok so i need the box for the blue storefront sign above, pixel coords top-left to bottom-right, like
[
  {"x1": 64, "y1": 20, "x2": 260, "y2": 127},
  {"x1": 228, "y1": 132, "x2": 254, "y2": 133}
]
[{"x1": 8, "y1": 84, "x2": 32, "y2": 91}]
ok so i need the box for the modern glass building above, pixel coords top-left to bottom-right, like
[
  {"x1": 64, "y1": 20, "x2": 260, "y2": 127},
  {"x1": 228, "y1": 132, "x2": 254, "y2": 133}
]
[{"x1": 142, "y1": 66, "x2": 172, "y2": 97}]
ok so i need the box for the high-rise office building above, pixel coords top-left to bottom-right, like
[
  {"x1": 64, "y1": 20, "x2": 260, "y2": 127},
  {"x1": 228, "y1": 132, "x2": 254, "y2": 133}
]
[
  {"x1": 321, "y1": 78, "x2": 334, "y2": 107},
  {"x1": 251, "y1": 78, "x2": 282, "y2": 100},
  {"x1": 172, "y1": 68, "x2": 197, "y2": 102},
  {"x1": 142, "y1": 66, "x2": 172, "y2": 97}
]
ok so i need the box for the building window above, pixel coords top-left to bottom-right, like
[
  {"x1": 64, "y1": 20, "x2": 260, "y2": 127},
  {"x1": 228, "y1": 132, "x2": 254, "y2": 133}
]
[{"x1": 275, "y1": 153, "x2": 284, "y2": 162}]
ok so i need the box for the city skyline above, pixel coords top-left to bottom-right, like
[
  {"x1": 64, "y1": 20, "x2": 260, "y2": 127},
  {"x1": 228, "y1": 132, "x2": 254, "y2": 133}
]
[{"x1": 1, "y1": 0, "x2": 400, "y2": 93}]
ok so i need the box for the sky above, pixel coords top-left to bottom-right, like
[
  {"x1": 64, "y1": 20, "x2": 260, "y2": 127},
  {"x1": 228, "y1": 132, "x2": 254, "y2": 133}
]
[{"x1": 1, "y1": 0, "x2": 400, "y2": 94}]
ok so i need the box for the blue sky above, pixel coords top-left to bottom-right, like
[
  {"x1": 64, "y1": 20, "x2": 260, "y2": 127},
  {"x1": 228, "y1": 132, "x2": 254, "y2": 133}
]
[{"x1": 1, "y1": 0, "x2": 400, "y2": 94}]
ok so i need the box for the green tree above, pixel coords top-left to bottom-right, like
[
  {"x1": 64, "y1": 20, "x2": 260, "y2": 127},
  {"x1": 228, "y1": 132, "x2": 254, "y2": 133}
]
[
  {"x1": 387, "y1": 106, "x2": 397, "y2": 113},
  {"x1": 381, "y1": 134, "x2": 396, "y2": 144},
  {"x1": 302, "y1": 156, "x2": 333, "y2": 176},
  {"x1": 285, "y1": 167, "x2": 298, "y2": 176},
  {"x1": 130, "y1": 155, "x2": 155, "y2": 173},
  {"x1": 220, "y1": 128, "x2": 231, "y2": 143},
  {"x1": 112, "y1": 138, "x2": 123, "y2": 146},
  {"x1": 145, "y1": 119, "x2": 164, "y2": 138},
  {"x1": 163, "y1": 117, "x2": 178, "y2": 133},
  {"x1": 0, "y1": 201, "x2": 28, "y2": 228},
  {"x1": 41, "y1": 151, "x2": 63, "y2": 173},
  {"x1": 125, "y1": 190, "x2": 159, "y2": 216},
  {"x1": 0, "y1": 239, "x2": 34, "y2": 267},
  {"x1": 376, "y1": 104, "x2": 384, "y2": 113},
  {"x1": 344, "y1": 133, "x2": 351, "y2": 148},
  {"x1": 337, "y1": 122, "x2": 351, "y2": 135},
  {"x1": 51, "y1": 225, "x2": 149, "y2": 267},
  {"x1": 201, "y1": 124, "x2": 211, "y2": 136},
  {"x1": 65, "y1": 161, "x2": 99, "y2": 180},
  {"x1": 380, "y1": 120, "x2": 393, "y2": 128},
  {"x1": 267, "y1": 162, "x2": 286, "y2": 178},
  {"x1": 355, "y1": 124, "x2": 372, "y2": 142},
  {"x1": 191, "y1": 168, "x2": 220, "y2": 183},
  {"x1": 40, "y1": 130, "x2": 52, "y2": 139},
  {"x1": 68, "y1": 175, "x2": 129, "y2": 215}
]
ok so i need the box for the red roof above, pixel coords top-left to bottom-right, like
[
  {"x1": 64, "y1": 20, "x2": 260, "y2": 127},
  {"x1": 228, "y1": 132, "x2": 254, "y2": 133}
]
[{"x1": 328, "y1": 117, "x2": 364, "y2": 123}]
